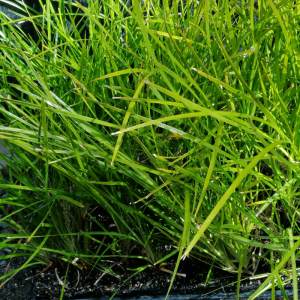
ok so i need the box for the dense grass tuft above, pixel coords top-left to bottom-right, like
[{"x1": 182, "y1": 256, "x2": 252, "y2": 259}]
[{"x1": 0, "y1": 0, "x2": 300, "y2": 298}]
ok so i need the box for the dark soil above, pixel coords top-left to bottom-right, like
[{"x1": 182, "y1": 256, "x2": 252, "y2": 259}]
[
  {"x1": 0, "y1": 251, "x2": 34, "y2": 300},
  {"x1": 1, "y1": 250, "x2": 294, "y2": 300}
]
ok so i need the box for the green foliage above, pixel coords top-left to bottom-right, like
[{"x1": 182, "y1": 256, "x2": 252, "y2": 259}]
[{"x1": 0, "y1": 0, "x2": 300, "y2": 298}]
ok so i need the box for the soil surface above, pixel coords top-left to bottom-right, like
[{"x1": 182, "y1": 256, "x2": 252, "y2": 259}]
[
  {"x1": 0, "y1": 234, "x2": 34, "y2": 300},
  {"x1": 0, "y1": 250, "x2": 294, "y2": 300}
]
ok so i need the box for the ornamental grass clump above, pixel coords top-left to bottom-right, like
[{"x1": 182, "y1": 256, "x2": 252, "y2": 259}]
[{"x1": 0, "y1": 0, "x2": 300, "y2": 298}]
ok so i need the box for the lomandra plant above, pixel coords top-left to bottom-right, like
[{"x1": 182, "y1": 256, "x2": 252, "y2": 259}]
[{"x1": 0, "y1": 0, "x2": 300, "y2": 298}]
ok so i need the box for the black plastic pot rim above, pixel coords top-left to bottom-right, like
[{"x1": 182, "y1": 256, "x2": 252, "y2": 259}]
[{"x1": 35, "y1": 287, "x2": 297, "y2": 300}]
